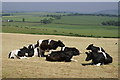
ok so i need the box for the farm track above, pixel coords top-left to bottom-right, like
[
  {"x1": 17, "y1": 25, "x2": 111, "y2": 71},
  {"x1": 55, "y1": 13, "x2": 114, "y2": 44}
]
[{"x1": 1, "y1": 33, "x2": 119, "y2": 78}]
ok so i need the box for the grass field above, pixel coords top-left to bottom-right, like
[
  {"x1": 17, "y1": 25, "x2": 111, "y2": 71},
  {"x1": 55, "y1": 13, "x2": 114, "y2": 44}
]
[{"x1": 2, "y1": 12, "x2": 119, "y2": 38}]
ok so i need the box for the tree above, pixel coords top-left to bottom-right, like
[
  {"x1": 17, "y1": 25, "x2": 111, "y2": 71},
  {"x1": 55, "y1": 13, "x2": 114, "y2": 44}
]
[
  {"x1": 40, "y1": 18, "x2": 53, "y2": 24},
  {"x1": 22, "y1": 18, "x2": 25, "y2": 22},
  {"x1": 101, "y1": 20, "x2": 120, "y2": 26}
]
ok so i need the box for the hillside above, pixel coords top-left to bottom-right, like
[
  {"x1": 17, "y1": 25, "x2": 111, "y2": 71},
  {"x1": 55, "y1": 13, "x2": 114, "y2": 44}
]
[{"x1": 94, "y1": 9, "x2": 118, "y2": 15}]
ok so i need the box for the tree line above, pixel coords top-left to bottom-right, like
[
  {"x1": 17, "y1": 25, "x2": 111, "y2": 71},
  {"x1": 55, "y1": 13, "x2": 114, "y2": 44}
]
[
  {"x1": 67, "y1": 13, "x2": 118, "y2": 17},
  {"x1": 101, "y1": 20, "x2": 120, "y2": 26}
]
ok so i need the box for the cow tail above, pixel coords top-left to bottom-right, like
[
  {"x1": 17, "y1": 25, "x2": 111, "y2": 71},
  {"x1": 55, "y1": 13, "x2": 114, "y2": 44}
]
[{"x1": 14, "y1": 54, "x2": 21, "y2": 59}]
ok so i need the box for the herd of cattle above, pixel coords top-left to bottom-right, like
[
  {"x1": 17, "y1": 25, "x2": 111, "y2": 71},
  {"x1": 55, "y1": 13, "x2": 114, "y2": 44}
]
[{"x1": 8, "y1": 39, "x2": 113, "y2": 66}]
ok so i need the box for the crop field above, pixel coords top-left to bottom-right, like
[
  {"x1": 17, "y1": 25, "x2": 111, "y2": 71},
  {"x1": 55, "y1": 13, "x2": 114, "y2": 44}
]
[{"x1": 2, "y1": 12, "x2": 119, "y2": 38}]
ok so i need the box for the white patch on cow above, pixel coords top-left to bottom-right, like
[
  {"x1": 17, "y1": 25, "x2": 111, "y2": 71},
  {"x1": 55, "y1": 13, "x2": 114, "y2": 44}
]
[
  {"x1": 71, "y1": 59, "x2": 78, "y2": 62},
  {"x1": 20, "y1": 56, "x2": 28, "y2": 59},
  {"x1": 62, "y1": 47, "x2": 66, "y2": 51},
  {"x1": 51, "y1": 50, "x2": 57, "y2": 52},
  {"x1": 49, "y1": 50, "x2": 57, "y2": 54},
  {"x1": 102, "y1": 52, "x2": 107, "y2": 59},
  {"x1": 98, "y1": 47, "x2": 102, "y2": 53},
  {"x1": 10, "y1": 50, "x2": 20, "y2": 59},
  {"x1": 33, "y1": 48, "x2": 38, "y2": 57},
  {"x1": 48, "y1": 50, "x2": 52, "y2": 54},
  {"x1": 26, "y1": 45, "x2": 29, "y2": 48},
  {"x1": 98, "y1": 47, "x2": 107, "y2": 59},
  {"x1": 48, "y1": 54, "x2": 50, "y2": 56},
  {"x1": 25, "y1": 53, "x2": 28, "y2": 56},
  {"x1": 32, "y1": 44, "x2": 35, "y2": 48},
  {"x1": 96, "y1": 63, "x2": 101, "y2": 66},
  {"x1": 38, "y1": 40, "x2": 43, "y2": 46},
  {"x1": 48, "y1": 39, "x2": 51, "y2": 45}
]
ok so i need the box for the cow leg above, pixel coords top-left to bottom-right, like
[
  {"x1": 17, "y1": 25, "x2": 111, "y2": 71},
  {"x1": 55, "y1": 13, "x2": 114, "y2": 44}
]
[
  {"x1": 39, "y1": 49, "x2": 45, "y2": 57},
  {"x1": 49, "y1": 50, "x2": 57, "y2": 54},
  {"x1": 65, "y1": 57, "x2": 72, "y2": 62},
  {"x1": 38, "y1": 48, "x2": 42, "y2": 57},
  {"x1": 41, "y1": 51, "x2": 45, "y2": 57},
  {"x1": 71, "y1": 59, "x2": 78, "y2": 62}
]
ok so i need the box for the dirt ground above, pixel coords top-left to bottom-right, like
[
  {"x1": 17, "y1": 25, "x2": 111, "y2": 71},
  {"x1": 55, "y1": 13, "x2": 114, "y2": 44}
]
[{"x1": 1, "y1": 33, "x2": 119, "y2": 78}]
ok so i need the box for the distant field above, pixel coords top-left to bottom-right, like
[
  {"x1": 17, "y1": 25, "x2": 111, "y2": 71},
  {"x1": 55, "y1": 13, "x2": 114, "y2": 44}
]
[{"x1": 2, "y1": 12, "x2": 119, "y2": 38}]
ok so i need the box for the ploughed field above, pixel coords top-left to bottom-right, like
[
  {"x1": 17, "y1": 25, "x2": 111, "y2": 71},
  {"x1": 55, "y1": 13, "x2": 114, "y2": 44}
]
[{"x1": 2, "y1": 33, "x2": 118, "y2": 78}]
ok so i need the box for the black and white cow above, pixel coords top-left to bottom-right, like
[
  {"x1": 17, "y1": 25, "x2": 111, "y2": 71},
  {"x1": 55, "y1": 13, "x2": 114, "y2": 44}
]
[
  {"x1": 37, "y1": 39, "x2": 65, "y2": 57},
  {"x1": 8, "y1": 44, "x2": 40, "y2": 59},
  {"x1": 45, "y1": 47, "x2": 80, "y2": 62},
  {"x1": 86, "y1": 44, "x2": 105, "y2": 53},
  {"x1": 84, "y1": 51, "x2": 113, "y2": 66},
  {"x1": 8, "y1": 46, "x2": 29, "y2": 59}
]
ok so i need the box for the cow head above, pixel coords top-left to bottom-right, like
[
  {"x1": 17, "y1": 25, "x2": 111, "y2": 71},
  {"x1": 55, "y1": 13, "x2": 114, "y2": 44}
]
[
  {"x1": 86, "y1": 44, "x2": 94, "y2": 50},
  {"x1": 85, "y1": 52, "x2": 92, "y2": 61},
  {"x1": 20, "y1": 46, "x2": 29, "y2": 52},
  {"x1": 27, "y1": 45, "x2": 34, "y2": 50},
  {"x1": 64, "y1": 47, "x2": 80, "y2": 56},
  {"x1": 57, "y1": 40, "x2": 65, "y2": 47}
]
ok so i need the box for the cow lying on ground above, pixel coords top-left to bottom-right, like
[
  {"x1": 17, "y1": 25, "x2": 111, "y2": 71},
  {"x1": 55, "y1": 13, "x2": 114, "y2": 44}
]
[
  {"x1": 45, "y1": 47, "x2": 80, "y2": 62},
  {"x1": 83, "y1": 51, "x2": 113, "y2": 66},
  {"x1": 8, "y1": 46, "x2": 29, "y2": 59},
  {"x1": 8, "y1": 44, "x2": 40, "y2": 59},
  {"x1": 86, "y1": 44, "x2": 105, "y2": 53},
  {"x1": 37, "y1": 39, "x2": 65, "y2": 57}
]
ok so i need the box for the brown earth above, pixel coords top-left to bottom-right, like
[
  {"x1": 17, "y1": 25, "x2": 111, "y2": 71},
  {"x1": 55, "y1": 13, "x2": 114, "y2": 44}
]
[{"x1": 1, "y1": 33, "x2": 119, "y2": 78}]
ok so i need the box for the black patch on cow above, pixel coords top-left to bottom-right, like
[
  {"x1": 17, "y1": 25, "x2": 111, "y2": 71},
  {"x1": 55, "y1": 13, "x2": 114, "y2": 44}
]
[
  {"x1": 64, "y1": 47, "x2": 80, "y2": 56},
  {"x1": 17, "y1": 46, "x2": 29, "y2": 57},
  {"x1": 85, "y1": 51, "x2": 113, "y2": 65},
  {"x1": 40, "y1": 40, "x2": 49, "y2": 50},
  {"x1": 39, "y1": 39, "x2": 65, "y2": 57},
  {"x1": 37, "y1": 48, "x2": 40, "y2": 57},
  {"x1": 46, "y1": 47, "x2": 80, "y2": 62},
  {"x1": 86, "y1": 44, "x2": 105, "y2": 53},
  {"x1": 8, "y1": 52, "x2": 11, "y2": 58}
]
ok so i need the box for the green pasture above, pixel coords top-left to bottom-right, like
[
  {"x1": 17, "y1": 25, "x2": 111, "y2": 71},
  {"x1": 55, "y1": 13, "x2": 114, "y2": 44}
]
[
  {"x1": 3, "y1": 16, "x2": 54, "y2": 22},
  {"x1": 2, "y1": 12, "x2": 119, "y2": 38},
  {"x1": 53, "y1": 16, "x2": 118, "y2": 25}
]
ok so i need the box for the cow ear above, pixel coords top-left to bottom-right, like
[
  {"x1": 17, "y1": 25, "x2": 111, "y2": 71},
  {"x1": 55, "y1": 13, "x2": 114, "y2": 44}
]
[
  {"x1": 90, "y1": 44, "x2": 93, "y2": 46},
  {"x1": 58, "y1": 40, "x2": 60, "y2": 42},
  {"x1": 85, "y1": 52, "x2": 89, "y2": 55},
  {"x1": 23, "y1": 46, "x2": 26, "y2": 48}
]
